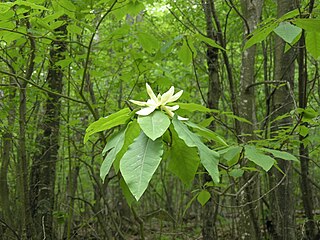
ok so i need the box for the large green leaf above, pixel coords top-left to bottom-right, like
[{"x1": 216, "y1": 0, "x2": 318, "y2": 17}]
[
  {"x1": 185, "y1": 121, "x2": 228, "y2": 146},
  {"x1": 113, "y1": 120, "x2": 141, "y2": 173},
  {"x1": 294, "y1": 19, "x2": 320, "y2": 32},
  {"x1": 244, "y1": 22, "x2": 278, "y2": 50},
  {"x1": 260, "y1": 148, "x2": 298, "y2": 162},
  {"x1": 172, "y1": 117, "x2": 220, "y2": 183},
  {"x1": 174, "y1": 102, "x2": 218, "y2": 113},
  {"x1": 245, "y1": 145, "x2": 275, "y2": 171},
  {"x1": 168, "y1": 130, "x2": 200, "y2": 185},
  {"x1": 306, "y1": 31, "x2": 320, "y2": 59},
  {"x1": 138, "y1": 111, "x2": 170, "y2": 141},
  {"x1": 120, "y1": 132, "x2": 163, "y2": 200},
  {"x1": 84, "y1": 108, "x2": 131, "y2": 143},
  {"x1": 273, "y1": 22, "x2": 302, "y2": 43},
  {"x1": 100, "y1": 128, "x2": 126, "y2": 181}
]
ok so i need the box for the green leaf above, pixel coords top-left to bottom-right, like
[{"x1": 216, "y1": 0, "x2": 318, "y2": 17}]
[
  {"x1": 120, "y1": 177, "x2": 136, "y2": 207},
  {"x1": 197, "y1": 190, "x2": 211, "y2": 206},
  {"x1": 229, "y1": 168, "x2": 244, "y2": 178},
  {"x1": 125, "y1": 0, "x2": 145, "y2": 15},
  {"x1": 185, "y1": 121, "x2": 228, "y2": 146},
  {"x1": 138, "y1": 111, "x2": 170, "y2": 141},
  {"x1": 219, "y1": 146, "x2": 242, "y2": 166},
  {"x1": 84, "y1": 108, "x2": 131, "y2": 143},
  {"x1": 120, "y1": 132, "x2": 164, "y2": 200},
  {"x1": 137, "y1": 32, "x2": 160, "y2": 53},
  {"x1": 244, "y1": 22, "x2": 278, "y2": 50},
  {"x1": 223, "y1": 112, "x2": 252, "y2": 124},
  {"x1": 168, "y1": 131, "x2": 200, "y2": 186},
  {"x1": 172, "y1": 117, "x2": 220, "y2": 183},
  {"x1": 178, "y1": 39, "x2": 192, "y2": 65},
  {"x1": 245, "y1": 145, "x2": 275, "y2": 171},
  {"x1": 67, "y1": 24, "x2": 82, "y2": 35},
  {"x1": 174, "y1": 102, "x2": 218, "y2": 113},
  {"x1": 260, "y1": 148, "x2": 299, "y2": 162},
  {"x1": 273, "y1": 22, "x2": 302, "y2": 43},
  {"x1": 298, "y1": 125, "x2": 309, "y2": 137},
  {"x1": 183, "y1": 192, "x2": 199, "y2": 216},
  {"x1": 100, "y1": 128, "x2": 126, "y2": 181},
  {"x1": 195, "y1": 33, "x2": 225, "y2": 50},
  {"x1": 113, "y1": 120, "x2": 141, "y2": 173},
  {"x1": 306, "y1": 31, "x2": 320, "y2": 59},
  {"x1": 294, "y1": 19, "x2": 320, "y2": 32}
]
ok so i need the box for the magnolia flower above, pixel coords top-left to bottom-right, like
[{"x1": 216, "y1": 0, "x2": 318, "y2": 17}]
[{"x1": 130, "y1": 83, "x2": 184, "y2": 118}]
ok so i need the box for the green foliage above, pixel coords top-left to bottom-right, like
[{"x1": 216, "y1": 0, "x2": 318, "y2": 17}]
[
  {"x1": 120, "y1": 132, "x2": 163, "y2": 200},
  {"x1": 138, "y1": 111, "x2": 170, "y2": 141}
]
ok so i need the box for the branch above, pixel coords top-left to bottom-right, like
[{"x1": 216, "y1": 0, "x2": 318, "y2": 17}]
[{"x1": 0, "y1": 70, "x2": 85, "y2": 104}]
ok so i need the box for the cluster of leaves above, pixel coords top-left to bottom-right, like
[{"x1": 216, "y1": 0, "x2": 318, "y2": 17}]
[
  {"x1": 245, "y1": 9, "x2": 320, "y2": 59},
  {"x1": 84, "y1": 84, "x2": 299, "y2": 205}
]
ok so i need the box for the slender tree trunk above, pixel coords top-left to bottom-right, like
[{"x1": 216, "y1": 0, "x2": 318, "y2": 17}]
[
  {"x1": 29, "y1": 19, "x2": 67, "y2": 239},
  {"x1": 201, "y1": 0, "x2": 221, "y2": 238},
  {"x1": 0, "y1": 79, "x2": 16, "y2": 238},
  {"x1": 269, "y1": 1, "x2": 296, "y2": 239},
  {"x1": 298, "y1": 31, "x2": 317, "y2": 240},
  {"x1": 238, "y1": 1, "x2": 263, "y2": 239}
]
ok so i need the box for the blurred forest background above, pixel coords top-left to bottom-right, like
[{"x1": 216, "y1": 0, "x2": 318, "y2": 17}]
[{"x1": 0, "y1": 0, "x2": 320, "y2": 239}]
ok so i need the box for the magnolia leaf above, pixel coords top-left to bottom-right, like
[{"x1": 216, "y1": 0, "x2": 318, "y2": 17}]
[
  {"x1": 120, "y1": 178, "x2": 136, "y2": 207},
  {"x1": 185, "y1": 121, "x2": 228, "y2": 146},
  {"x1": 197, "y1": 190, "x2": 211, "y2": 206},
  {"x1": 138, "y1": 111, "x2": 170, "y2": 141},
  {"x1": 172, "y1": 117, "x2": 220, "y2": 183},
  {"x1": 100, "y1": 128, "x2": 126, "y2": 181},
  {"x1": 173, "y1": 102, "x2": 219, "y2": 113},
  {"x1": 260, "y1": 148, "x2": 298, "y2": 162},
  {"x1": 168, "y1": 131, "x2": 200, "y2": 185},
  {"x1": 245, "y1": 145, "x2": 275, "y2": 171},
  {"x1": 113, "y1": 120, "x2": 140, "y2": 173},
  {"x1": 84, "y1": 108, "x2": 131, "y2": 143},
  {"x1": 273, "y1": 22, "x2": 302, "y2": 43},
  {"x1": 120, "y1": 132, "x2": 163, "y2": 200}
]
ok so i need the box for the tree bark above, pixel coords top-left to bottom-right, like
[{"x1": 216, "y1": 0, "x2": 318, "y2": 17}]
[
  {"x1": 238, "y1": 1, "x2": 263, "y2": 239},
  {"x1": 201, "y1": 0, "x2": 221, "y2": 238},
  {"x1": 269, "y1": 1, "x2": 296, "y2": 239},
  {"x1": 298, "y1": 31, "x2": 317, "y2": 240},
  {"x1": 29, "y1": 18, "x2": 67, "y2": 239}
]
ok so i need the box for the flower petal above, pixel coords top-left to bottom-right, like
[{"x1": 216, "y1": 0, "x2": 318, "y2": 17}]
[
  {"x1": 160, "y1": 86, "x2": 174, "y2": 104},
  {"x1": 165, "y1": 105, "x2": 179, "y2": 111},
  {"x1": 136, "y1": 106, "x2": 156, "y2": 116},
  {"x1": 168, "y1": 90, "x2": 183, "y2": 103},
  {"x1": 130, "y1": 99, "x2": 148, "y2": 106},
  {"x1": 177, "y1": 115, "x2": 189, "y2": 121},
  {"x1": 146, "y1": 83, "x2": 159, "y2": 104}
]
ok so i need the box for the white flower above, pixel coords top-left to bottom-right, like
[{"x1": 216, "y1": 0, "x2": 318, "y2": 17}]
[{"x1": 130, "y1": 83, "x2": 184, "y2": 118}]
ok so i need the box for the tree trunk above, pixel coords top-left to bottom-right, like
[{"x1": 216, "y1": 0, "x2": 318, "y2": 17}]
[
  {"x1": 238, "y1": 1, "x2": 263, "y2": 239},
  {"x1": 298, "y1": 31, "x2": 317, "y2": 240},
  {"x1": 201, "y1": 0, "x2": 221, "y2": 238},
  {"x1": 29, "y1": 19, "x2": 67, "y2": 239},
  {"x1": 269, "y1": 1, "x2": 296, "y2": 239}
]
